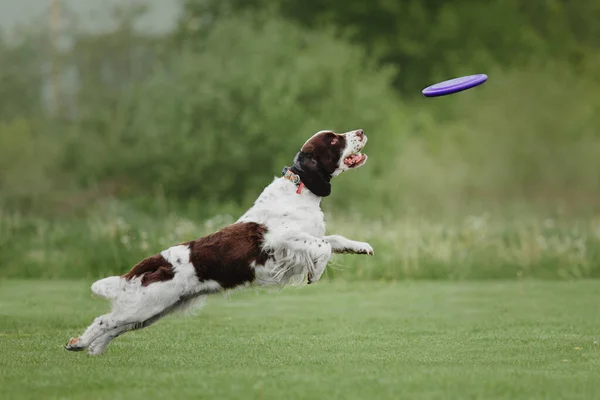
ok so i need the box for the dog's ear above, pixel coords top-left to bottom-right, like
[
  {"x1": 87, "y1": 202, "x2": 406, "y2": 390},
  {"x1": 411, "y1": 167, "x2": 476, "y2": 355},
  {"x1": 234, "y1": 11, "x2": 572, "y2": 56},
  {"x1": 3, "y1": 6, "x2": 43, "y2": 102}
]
[{"x1": 291, "y1": 152, "x2": 332, "y2": 197}]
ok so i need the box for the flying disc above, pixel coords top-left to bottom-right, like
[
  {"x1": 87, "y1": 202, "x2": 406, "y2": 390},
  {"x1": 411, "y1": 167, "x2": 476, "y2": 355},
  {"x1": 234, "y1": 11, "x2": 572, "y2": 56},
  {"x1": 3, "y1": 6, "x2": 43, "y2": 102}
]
[{"x1": 422, "y1": 74, "x2": 488, "y2": 97}]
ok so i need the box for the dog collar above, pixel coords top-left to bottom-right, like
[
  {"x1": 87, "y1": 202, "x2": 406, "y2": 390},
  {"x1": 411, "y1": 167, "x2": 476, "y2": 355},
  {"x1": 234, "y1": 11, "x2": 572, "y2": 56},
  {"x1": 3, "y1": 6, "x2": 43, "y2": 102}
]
[{"x1": 282, "y1": 166, "x2": 305, "y2": 194}]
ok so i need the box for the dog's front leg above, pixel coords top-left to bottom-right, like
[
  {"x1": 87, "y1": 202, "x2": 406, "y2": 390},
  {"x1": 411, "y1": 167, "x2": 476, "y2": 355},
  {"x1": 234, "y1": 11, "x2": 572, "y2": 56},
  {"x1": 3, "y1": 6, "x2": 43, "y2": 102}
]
[
  {"x1": 323, "y1": 235, "x2": 374, "y2": 256},
  {"x1": 266, "y1": 231, "x2": 333, "y2": 284}
]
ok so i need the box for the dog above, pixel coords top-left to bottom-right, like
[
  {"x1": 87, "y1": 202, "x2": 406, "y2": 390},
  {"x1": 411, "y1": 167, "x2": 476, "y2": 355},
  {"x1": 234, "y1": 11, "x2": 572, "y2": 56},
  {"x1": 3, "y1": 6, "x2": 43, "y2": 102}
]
[{"x1": 65, "y1": 129, "x2": 373, "y2": 355}]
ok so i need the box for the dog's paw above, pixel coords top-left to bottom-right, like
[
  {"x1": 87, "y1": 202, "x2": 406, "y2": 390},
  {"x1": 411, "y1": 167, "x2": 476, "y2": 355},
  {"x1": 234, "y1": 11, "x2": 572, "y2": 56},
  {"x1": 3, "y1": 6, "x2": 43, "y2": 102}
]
[
  {"x1": 65, "y1": 337, "x2": 86, "y2": 352},
  {"x1": 355, "y1": 242, "x2": 374, "y2": 256}
]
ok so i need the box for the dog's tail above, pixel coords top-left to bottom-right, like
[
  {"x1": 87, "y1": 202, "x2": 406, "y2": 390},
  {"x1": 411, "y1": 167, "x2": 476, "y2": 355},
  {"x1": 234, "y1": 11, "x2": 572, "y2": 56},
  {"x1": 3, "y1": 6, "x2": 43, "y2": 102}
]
[{"x1": 90, "y1": 276, "x2": 123, "y2": 300}]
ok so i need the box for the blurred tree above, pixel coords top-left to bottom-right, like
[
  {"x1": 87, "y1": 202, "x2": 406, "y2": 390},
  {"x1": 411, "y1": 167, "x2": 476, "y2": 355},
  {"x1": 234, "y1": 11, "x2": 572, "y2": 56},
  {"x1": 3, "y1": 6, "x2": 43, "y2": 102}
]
[
  {"x1": 83, "y1": 13, "x2": 402, "y2": 204},
  {"x1": 0, "y1": 30, "x2": 47, "y2": 120},
  {"x1": 67, "y1": 3, "x2": 166, "y2": 120},
  {"x1": 176, "y1": 0, "x2": 600, "y2": 94}
]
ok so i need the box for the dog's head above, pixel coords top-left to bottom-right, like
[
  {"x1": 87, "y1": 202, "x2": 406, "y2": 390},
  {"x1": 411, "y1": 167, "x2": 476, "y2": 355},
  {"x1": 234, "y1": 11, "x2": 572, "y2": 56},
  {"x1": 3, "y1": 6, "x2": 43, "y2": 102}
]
[{"x1": 290, "y1": 129, "x2": 368, "y2": 197}]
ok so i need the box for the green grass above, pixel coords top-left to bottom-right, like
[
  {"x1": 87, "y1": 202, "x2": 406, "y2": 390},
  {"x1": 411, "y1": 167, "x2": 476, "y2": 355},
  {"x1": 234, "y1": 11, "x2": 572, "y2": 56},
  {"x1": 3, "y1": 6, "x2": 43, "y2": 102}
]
[{"x1": 1, "y1": 280, "x2": 599, "y2": 399}]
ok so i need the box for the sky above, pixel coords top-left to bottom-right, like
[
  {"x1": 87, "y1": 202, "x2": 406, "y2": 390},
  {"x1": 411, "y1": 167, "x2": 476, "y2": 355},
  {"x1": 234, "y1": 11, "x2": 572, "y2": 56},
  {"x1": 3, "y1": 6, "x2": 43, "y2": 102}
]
[{"x1": 0, "y1": 0, "x2": 181, "y2": 35}]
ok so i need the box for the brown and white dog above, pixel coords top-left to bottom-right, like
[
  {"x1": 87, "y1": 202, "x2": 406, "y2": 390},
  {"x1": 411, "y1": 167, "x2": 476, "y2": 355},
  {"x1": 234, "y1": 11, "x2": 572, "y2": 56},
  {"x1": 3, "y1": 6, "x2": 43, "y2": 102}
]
[{"x1": 65, "y1": 129, "x2": 373, "y2": 355}]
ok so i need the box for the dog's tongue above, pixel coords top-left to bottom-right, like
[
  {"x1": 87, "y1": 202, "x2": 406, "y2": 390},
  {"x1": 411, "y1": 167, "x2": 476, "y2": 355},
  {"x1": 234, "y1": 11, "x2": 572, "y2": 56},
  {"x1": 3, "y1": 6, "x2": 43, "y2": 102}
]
[{"x1": 344, "y1": 154, "x2": 363, "y2": 166}]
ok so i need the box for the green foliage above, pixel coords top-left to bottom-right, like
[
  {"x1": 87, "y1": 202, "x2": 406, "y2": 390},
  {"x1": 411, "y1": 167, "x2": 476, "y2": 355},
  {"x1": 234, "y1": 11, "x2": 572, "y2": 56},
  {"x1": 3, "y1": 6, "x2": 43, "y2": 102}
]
[
  {"x1": 0, "y1": 30, "x2": 47, "y2": 119},
  {"x1": 0, "y1": 3, "x2": 599, "y2": 282},
  {"x1": 71, "y1": 13, "x2": 401, "y2": 204},
  {"x1": 382, "y1": 64, "x2": 600, "y2": 212},
  {"x1": 179, "y1": 0, "x2": 600, "y2": 93},
  {"x1": 0, "y1": 119, "x2": 64, "y2": 211},
  {"x1": 0, "y1": 6, "x2": 598, "y2": 219}
]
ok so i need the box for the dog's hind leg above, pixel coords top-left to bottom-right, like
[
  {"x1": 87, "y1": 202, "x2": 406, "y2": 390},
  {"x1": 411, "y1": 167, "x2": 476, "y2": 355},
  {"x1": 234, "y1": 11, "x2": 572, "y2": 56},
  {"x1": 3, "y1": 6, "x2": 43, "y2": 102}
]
[
  {"x1": 86, "y1": 294, "x2": 208, "y2": 355},
  {"x1": 86, "y1": 323, "x2": 133, "y2": 355},
  {"x1": 67, "y1": 246, "x2": 218, "y2": 353},
  {"x1": 66, "y1": 286, "x2": 171, "y2": 351},
  {"x1": 65, "y1": 310, "x2": 133, "y2": 351},
  {"x1": 86, "y1": 315, "x2": 160, "y2": 356}
]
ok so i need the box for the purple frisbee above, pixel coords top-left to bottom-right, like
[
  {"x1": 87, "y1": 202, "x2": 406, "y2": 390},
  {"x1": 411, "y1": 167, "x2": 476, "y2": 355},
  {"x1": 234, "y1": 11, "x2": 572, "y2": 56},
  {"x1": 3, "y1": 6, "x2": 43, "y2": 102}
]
[{"x1": 422, "y1": 74, "x2": 488, "y2": 97}]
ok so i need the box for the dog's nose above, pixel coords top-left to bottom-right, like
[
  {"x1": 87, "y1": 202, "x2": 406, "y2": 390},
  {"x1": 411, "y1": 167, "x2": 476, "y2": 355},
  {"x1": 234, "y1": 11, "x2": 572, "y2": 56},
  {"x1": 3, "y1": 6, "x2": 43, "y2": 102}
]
[{"x1": 355, "y1": 129, "x2": 364, "y2": 140}]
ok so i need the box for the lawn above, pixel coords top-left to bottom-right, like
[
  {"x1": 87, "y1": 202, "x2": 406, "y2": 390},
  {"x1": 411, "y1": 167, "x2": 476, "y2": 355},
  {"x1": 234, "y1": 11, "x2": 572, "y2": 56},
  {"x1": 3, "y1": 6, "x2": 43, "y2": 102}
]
[{"x1": 0, "y1": 279, "x2": 598, "y2": 400}]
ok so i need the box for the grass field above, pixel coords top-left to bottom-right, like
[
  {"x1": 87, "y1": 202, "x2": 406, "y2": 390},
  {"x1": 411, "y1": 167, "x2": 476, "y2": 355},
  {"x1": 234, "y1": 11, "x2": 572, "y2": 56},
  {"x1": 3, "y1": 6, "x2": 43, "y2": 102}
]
[{"x1": 1, "y1": 279, "x2": 599, "y2": 400}]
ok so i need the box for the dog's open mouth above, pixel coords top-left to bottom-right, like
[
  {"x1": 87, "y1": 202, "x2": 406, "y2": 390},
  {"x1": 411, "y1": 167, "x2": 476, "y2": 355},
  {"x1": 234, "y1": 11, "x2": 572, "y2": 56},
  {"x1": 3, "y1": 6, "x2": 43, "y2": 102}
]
[{"x1": 344, "y1": 151, "x2": 367, "y2": 168}]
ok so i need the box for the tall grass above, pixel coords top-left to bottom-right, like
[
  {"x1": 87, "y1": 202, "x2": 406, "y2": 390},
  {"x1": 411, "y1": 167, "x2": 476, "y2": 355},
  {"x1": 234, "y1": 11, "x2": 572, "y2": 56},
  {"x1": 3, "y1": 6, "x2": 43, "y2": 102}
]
[
  {"x1": 2, "y1": 203, "x2": 599, "y2": 281},
  {"x1": 328, "y1": 213, "x2": 600, "y2": 281}
]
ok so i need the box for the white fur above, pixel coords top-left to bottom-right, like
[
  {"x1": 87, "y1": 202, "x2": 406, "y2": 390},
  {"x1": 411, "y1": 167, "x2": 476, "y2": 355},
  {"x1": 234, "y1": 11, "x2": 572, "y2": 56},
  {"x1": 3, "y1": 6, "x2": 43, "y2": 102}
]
[
  {"x1": 323, "y1": 235, "x2": 374, "y2": 255},
  {"x1": 334, "y1": 129, "x2": 368, "y2": 176},
  {"x1": 239, "y1": 129, "x2": 371, "y2": 284},
  {"x1": 67, "y1": 129, "x2": 373, "y2": 355},
  {"x1": 68, "y1": 244, "x2": 221, "y2": 354},
  {"x1": 91, "y1": 276, "x2": 121, "y2": 300}
]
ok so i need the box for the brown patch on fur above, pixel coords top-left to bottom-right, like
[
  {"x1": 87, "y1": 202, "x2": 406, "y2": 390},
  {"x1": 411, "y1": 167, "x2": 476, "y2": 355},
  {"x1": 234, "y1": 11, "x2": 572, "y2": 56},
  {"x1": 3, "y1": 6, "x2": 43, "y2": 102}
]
[
  {"x1": 123, "y1": 254, "x2": 174, "y2": 287},
  {"x1": 141, "y1": 266, "x2": 175, "y2": 286},
  {"x1": 186, "y1": 222, "x2": 270, "y2": 289},
  {"x1": 300, "y1": 131, "x2": 347, "y2": 175},
  {"x1": 121, "y1": 222, "x2": 268, "y2": 289}
]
